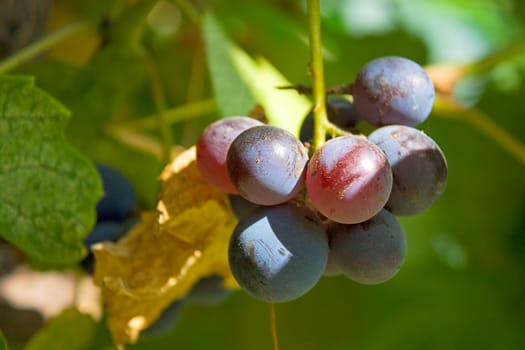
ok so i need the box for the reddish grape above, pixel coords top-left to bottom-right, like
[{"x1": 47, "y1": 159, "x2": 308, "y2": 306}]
[
  {"x1": 306, "y1": 135, "x2": 392, "y2": 224},
  {"x1": 196, "y1": 116, "x2": 263, "y2": 193}
]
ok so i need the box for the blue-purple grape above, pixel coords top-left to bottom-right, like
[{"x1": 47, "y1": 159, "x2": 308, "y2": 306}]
[
  {"x1": 228, "y1": 195, "x2": 258, "y2": 219},
  {"x1": 300, "y1": 96, "x2": 360, "y2": 143},
  {"x1": 306, "y1": 135, "x2": 392, "y2": 224},
  {"x1": 227, "y1": 125, "x2": 308, "y2": 206},
  {"x1": 368, "y1": 125, "x2": 447, "y2": 215},
  {"x1": 95, "y1": 164, "x2": 136, "y2": 221},
  {"x1": 143, "y1": 300, "x2": 184, "y2": 337},
  {"x1": 329, "y1": 209, "x2": 407, "y2": 285},
  {"x1": 196, "y1": 116, "x2": 263, "y2": 194},
  {"x1": 187, "y1": 275, "x2": 231, "y2": 305},
  {"x1": 229, "y1": 203, "x2": 328, "y2": 303},
  {"x1": 352, "y1": 56, "x2": 435, "y2": 126}
]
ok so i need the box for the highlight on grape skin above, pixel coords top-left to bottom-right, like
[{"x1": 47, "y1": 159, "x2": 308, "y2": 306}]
[
  {"x1": 306, "y1": 135, "x2": 393, "y2": 224},
  {"x1": 196, "y1": 116, "x2": 263, "y2": 194},
  {"x1": 368, "y1": 125, "x2": 448, "y2": 216},
  {"x1": 329, "y1": 209, "x2": 407, "y2": 285},
  {"x1": 227, "y1": 125, "x2": 308, "y2": 206},
  {"x1": 352, "y1": 56, "x2": 435, "y2": 127},
  {"x1": 228, "y1": 203, "x2": 329, "y2": 303}
]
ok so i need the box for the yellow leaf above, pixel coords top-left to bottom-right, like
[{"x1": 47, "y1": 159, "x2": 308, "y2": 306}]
[{"x1": 92, "y1": 146, "x2": 238, "y2": 346}]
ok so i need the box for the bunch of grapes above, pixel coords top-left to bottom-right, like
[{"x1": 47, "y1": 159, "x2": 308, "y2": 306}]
[{"x1": 196, "y1": 56, "x2": 447, "y2": 303}]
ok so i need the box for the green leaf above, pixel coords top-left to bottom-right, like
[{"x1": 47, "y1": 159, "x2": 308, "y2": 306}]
[
  {"x1": 25, "y1": 308, "x2": 96, "y2": 350},
  {"x1": 231, "y1": 52, "x2": 310, "y2": 135},
  {"x1": 203, "y1": 13, "x2": 256, "y2": 117},
  {"x1": 204, "y1": 12, "x2": 309, "y2": 135},
  {"x1": 0, "y1": 329, "x2": 8, "y2": 350},
  {"x1": 65, "y1": 46, "x2": 146, "y2": 150},
  {"x1": 0, "y1": 75, "x2": 102, "y2": 267},
  {"x1": 19, "y1": 47, "x2": 146, "y2": 152},
  {"x1": 19, "y1": 49, "x2": 159, "y2": 206}
]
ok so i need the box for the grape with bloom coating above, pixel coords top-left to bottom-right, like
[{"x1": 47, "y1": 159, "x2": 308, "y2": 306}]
[
  {"x1": 227, "y1": 125, "x2": 308, "y2": 206},
  {"x1": 306, "y1": 135, "x2": 392, "y2": 224},
  {"x1": 95, "y1": 164, "x2": 136, "y2": 221},
  {"x1": 352, "y1": 56, "x2": 435, "y2": 126},
  {"x1": 187, "y1": 275, "x2": 231, "y2": 305},
  {"x1": 368, "y1": 125, "x2": 447, "y2": 215},
  {"x1": 329, "y1": 209, "x2": 407, "y2": 285},
  {"x1": 196, "y1": 116, "x2": 263, "y2": 193},
  {"x1": 228, "y1": 195, "x2": 258, "y2": 219},
  {"x1": 229, "y1": 203, "x2": 328, "y2": 303}
]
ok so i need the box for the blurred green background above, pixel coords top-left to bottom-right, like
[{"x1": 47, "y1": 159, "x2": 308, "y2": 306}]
[{"x1": 1, "y1": 0, "x2": 524, "y2": 349}]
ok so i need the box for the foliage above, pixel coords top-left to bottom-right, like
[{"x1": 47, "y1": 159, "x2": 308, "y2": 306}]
[
  {"x1": 0, "y1": 76, "x2": 101, "y2": 267},
  {"x1": 0, "y1": 329, "x2": 7, "y2": 350},
  {"x1": 24, "y1": 309, "x2": 96, "y2": 350},
  {"x1": 0, "y1": 0, "x2": 524, "y2": 349}
]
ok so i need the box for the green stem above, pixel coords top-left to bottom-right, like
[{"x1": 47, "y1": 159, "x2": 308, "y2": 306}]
[
  {"x1": 111, "y1": 98, "x2": 217, "y2": 130},
  {"x1": 0, "y1": 21, "x2": 94, "y2": 74},
  {"x1": 170, "y1": 0, "x2": 202, "y2": 25},
  {"x1": 308, "y1": 0, "x2": 328, "y2": 151},
  {"x1": 142, "y1": 51, "x2": 173, "y2": 164},
  {"x1": 427, "y1": 39, "x2": 525, "y2": 94},
  {"x1": 105, "y1": 124, "x2": 164, "y2": 160},
  {"x1": 181, "y1": 42, "x2": 206, "y2": 145},
  {"x1": 434, "y1": 96, "x2": 525, "y2": 166},
  {"x1": 269, "y1": 303, "x2": 280, "y2": 350},
  {"x1": 464, "y1": 39, "x2": 525, "y2": 76},
  {"x1": 325, "y1": 121, "x2": 352, "y2": 138}
]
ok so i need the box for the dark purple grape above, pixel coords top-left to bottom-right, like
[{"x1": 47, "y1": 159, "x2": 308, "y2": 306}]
[
  {"x1": 229, "y1": 203, "x2": 328, "y2": 303},
  {"x1": 368, "y1": 125, "x2": 447, "y2": 215},
  {"x1": 306, "y1": 135, "x2": 392, "y2": 224},
  {"x1": 329, "y1": 209, "x2": 407, "y2": 285},
  {"x1": 196, "y1": 116, "x2": 263, "y2": 194},
  {"x1": 352, "y1": 56, "x2": 435, "y2": 126},
  {"x1": 300, "y1": 96, "x2": 360, "y2": 143},
  {"x1": 95, "y1": 164, "x2": 136, "y2": 221},
  {"x1": 227, "y1": 125, "x2": 308, "y2": 206}
]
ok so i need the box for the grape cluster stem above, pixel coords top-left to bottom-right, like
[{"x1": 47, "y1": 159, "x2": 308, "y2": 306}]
[
  {"x1": 307, "y1": 0, "x2": 329, "y2": 151},
  {"x1": 269, "y1": 303, "x2": 280, "y2": 350}
]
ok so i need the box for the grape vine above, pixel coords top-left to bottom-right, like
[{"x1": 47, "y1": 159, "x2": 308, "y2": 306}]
[{"x1": 0, "y1": 1, "x2": 524, "y2": 349}]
